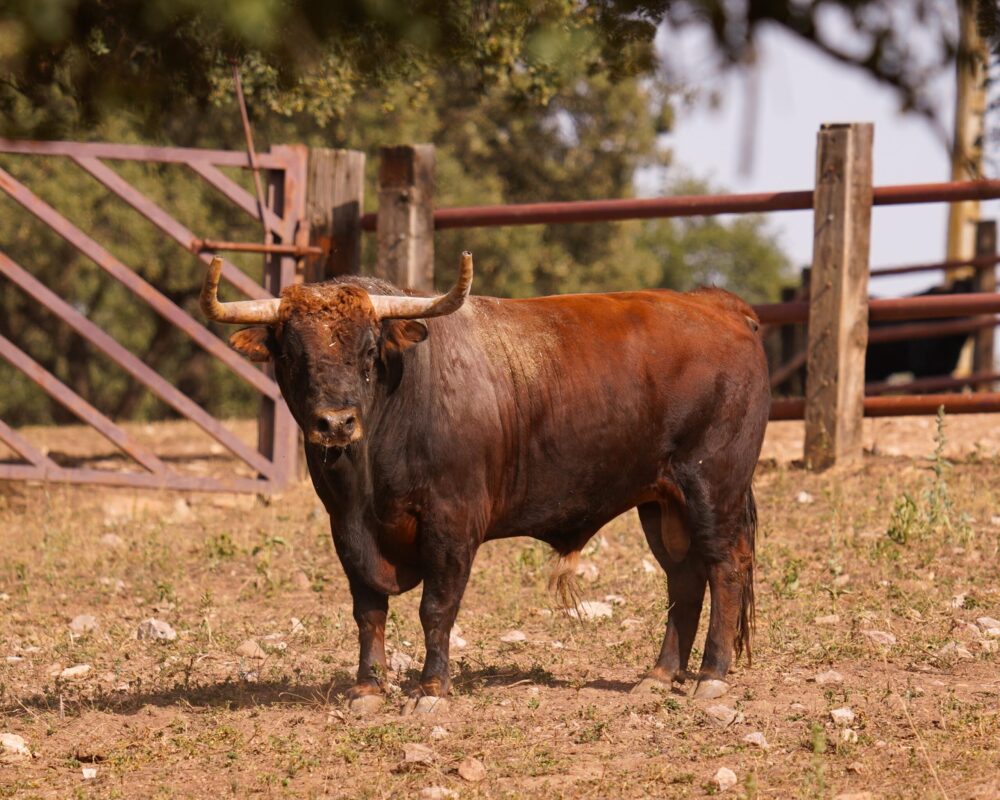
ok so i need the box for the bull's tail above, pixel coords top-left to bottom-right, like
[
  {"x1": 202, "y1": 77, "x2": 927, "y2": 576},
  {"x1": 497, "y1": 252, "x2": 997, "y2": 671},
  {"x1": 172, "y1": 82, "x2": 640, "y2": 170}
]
[
  {"x1": 548, "y1": 549, "x2": 584, "y2": 617},
  {"x1": 734, "y1": 488, "x2": 757, "y2": 665}
]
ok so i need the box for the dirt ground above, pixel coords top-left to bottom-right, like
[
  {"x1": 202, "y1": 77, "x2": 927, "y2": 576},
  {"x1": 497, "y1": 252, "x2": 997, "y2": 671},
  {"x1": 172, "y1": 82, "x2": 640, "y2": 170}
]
[{"x1": 1, "y1": 414, "x2": 999, "y2": 799}]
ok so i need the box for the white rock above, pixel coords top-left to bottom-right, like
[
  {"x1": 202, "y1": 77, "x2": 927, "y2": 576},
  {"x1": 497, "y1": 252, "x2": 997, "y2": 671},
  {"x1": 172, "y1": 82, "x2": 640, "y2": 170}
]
[
  {"x1": 137, "y1": 618, "x2": 176, "y2": 642},
  {"x1": 60, "y1": 664, "x2": 92, "y2": 679},
  {"x1": 832, "y1": 574, "x2": 851, "y2": 588},
  {"x1": 500, "y1": 630, "x2": 527, "y2": 643},
  {"x1": 0, "y1": 593, "x2": 8, "y2": 602},
  {"x1": 82, "y1": 766, "x2": 98, "y2": 779},
  {"x1": 620, "y1": 618, "x2": 643, "y2": 630},
  {"x1": 389, "y1": 650, "x2": 414, "y2": 672},
  {"x1": 937, "y1": 641, "x2": 974, "y2": 661},
  {"x1": 0, "y1": 733, "x2": 30, "y2": 758},
  {"x1": 405, "y1": 696, "x2": 450, "y2": 715},
  {"x1": 291, "y1": 571, "x2": 312, "y2": 591},
  {"x1": 99, "y1": 533, "x2": 125, "y2": 549},
  {"x1": 790, "y1": 703, "x2": 808, "y2": 714},
  {"x1": 979, "y1": 639, "x2": 998, "y2": 653},
  {"x1": 830, "y1": 707, "x2": 856, "y2": 726},
  {"x1": 419, "y1": 789, "x2": 458, "y2": 800},
  {"x1": 401, "y1": 742, "x2": 436, "y2": 766},
  {"x1": 429, "y1": 726, "x2": 449, "y2": 740},
  {"x1": 796, "y1": 491, "x2": 814, "y2": 505},
  {"x1": 236, "y1": 640, "x2": 266, "y2": 660},
  {"x1": 458, "y1": 755, "x2": 486, "y2": 782},
  {"x1": 69, "y1": 614, "x2": 99, "y2": 634},
  {"x1": 704, "y1": 704, "x2": 742, "y2": 727},
  {"x1": 348, "y1": 695, "x2": 384, "y2": 715},
  {"x1": 712, "y1": 767, "x2": 738, "y2": 792},
  {"x1": 5, "y1": 657, "x2": 23, "y2": 665},
  {"x1": 742, "y1": 731, "x2": 769, "y2": 749},
  {"x1": 575, "y1": 561, "x2": 600, "y2": 582},
  {"x1": 950, "y1": 593, "x2": 968, "y2": 609},
  {"x1": 833, "y1": 792, "x2": 874, "y2": 800},
  {"x1": 604, "y1": 594, "x2": 626, "y2": 606},
  {"x1": 976, "y1": 616, "x2": 1000, "y2": 637},
  {"x1": 449, "y1": 630, "x2": 467, "y2": 649},
  {"x1": 640, "y1": 558, "x2": 657, "y2": 574},
  {"x1": 813, "y1": 670, "x2": 844, "y2": 685},
  {"x1": 568, "y1": 600, "x2": 614, "y2": 621},
  {"x1": 840, "y1": 728, "x2": 859, "y2": 744},
  {"x1": 814, "y1": 614, "x2": 840, "y2": 626},
  {"x1": 290, "y1": 618, "x2": 306, "y2": 636},
  {"x1": 861, "y1": 629, "x2": 896, "y2": 647},
  {"x1": 260, "y1": 633, "x2": 287, "y2": 652},
  {"x1": 991, "y1": 515, "x2": 1000, "y2": 527}
]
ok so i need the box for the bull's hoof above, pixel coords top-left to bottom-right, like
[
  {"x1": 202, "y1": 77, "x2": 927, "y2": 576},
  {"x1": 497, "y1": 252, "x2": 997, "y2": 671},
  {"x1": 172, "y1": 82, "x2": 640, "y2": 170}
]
[
  {"x1": 403, "y1": 695, "x2": 449, "y2": 715},
  {"x1": 348, "y1": 694, "x2": 385, "y2": 715},
  {"x1": 631, "y1": 677, "x2": 671, "y2": 695},
  {"x1": 692, "y1": 678, "x2": 729, "y2": 700}
]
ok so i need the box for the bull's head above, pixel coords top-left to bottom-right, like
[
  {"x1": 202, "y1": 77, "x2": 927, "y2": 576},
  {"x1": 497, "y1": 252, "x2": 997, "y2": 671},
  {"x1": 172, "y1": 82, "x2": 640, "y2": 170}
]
[{"x1": 201, "y1": 252, "x2": 473, "y2": 450}]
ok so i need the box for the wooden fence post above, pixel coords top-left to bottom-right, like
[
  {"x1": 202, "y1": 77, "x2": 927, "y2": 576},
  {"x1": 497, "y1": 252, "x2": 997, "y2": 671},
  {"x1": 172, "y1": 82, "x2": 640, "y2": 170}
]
[
  {"x1": 973, "y1": 219, "x2": 997, "y2": 387},
  {"x1": 304, "y1": 148, "x2": 365, "y2": 283},
  {"x1": 804, "y1": 123, "x2": 874, "y2": 470},
  {"x1": 376, "y1": 145, "x2": 435, "y2": 291}
]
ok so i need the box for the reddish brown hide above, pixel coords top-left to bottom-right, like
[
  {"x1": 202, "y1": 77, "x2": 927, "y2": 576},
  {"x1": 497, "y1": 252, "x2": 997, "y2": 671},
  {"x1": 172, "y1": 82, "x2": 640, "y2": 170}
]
[{"x1": 222, "y1": 273, "x2": 770, "y2": 703}]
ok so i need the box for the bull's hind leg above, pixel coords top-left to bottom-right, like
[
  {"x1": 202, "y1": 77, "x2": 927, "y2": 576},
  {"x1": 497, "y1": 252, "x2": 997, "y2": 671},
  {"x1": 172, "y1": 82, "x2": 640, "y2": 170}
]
[
  {"x1": 693, "y1": 498, "x2": 756, "y2": 700},
  {"x1": 634, "y1": 502, "x2": 707, "y2": 692}
]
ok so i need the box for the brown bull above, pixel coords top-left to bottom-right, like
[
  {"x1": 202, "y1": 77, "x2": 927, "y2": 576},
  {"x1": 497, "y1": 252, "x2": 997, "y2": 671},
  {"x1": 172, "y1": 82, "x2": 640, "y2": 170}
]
[{"x1": 202, "y1": 252, "x2": 770, "y2": 708}]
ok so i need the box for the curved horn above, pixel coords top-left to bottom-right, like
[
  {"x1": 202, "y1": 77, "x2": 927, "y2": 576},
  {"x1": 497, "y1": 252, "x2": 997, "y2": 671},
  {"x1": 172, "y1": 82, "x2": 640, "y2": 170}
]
[
  {"x1": 367, "y1": 251, "x2": 474, "y2": 320},
  {"x1": 200, "y1": 256, "x2": 281, "y2": 325}
]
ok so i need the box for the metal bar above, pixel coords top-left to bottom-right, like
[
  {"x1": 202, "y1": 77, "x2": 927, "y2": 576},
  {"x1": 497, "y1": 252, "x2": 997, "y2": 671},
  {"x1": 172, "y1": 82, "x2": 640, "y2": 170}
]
[
  {"x1": 868, "y1": 315, "x2": 1000, "y2": 344},
  {"x1": 192, "y1": 238, "x2": 322, "y2": 257},
  {"x1": 870, "y1": 253, "x2": 1000, "y2": 278},
  {"x1": 187, "y1": 161, "x2": 285, "y2": 236},
  {"x1": 72, "y1": 155, "x2": 272, "y2": 301},
  {"x1": 0, "y1": 334, "x2": 167, "y2": 474},
  {"x1": 0, "y1": 165, "x2": 279, "y2": 399},
  {"x1": 0, "y1": 138, "x2": 288, "y2": 169},
  {"x1": 866, "y1": 371, "x2": 1000, "y2": 395},
  {"x1": 358, "y1": 178, "x2": 1000, "y2": 232},
  {"x1": 769, "y1": 349, "x2": 807, "y2": 389},
  {"x1": 0, "y1": 463, "x2": 272, "y2": 493},
  {"x1": 0, "y1": 418, "x2": 60, "y2": 469},
  {"x1": 770, "y1": 392, "x2": 1000, "y2": 420},
  {"x1": 231, "y1": 62, "x2": 269, "y2": 235},
  {"x1": 757, "y1": 293, "x2": 1000, "y2": 326},
  {"x1": 0, "y1": 251, "x2": 277, "y2": 479}
]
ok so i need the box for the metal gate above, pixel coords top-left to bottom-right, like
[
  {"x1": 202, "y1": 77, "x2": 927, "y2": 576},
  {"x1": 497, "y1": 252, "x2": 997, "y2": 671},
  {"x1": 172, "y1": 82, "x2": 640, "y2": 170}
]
[{"x1": 0, "y1": 139, "x2": 310, "y2": 493}]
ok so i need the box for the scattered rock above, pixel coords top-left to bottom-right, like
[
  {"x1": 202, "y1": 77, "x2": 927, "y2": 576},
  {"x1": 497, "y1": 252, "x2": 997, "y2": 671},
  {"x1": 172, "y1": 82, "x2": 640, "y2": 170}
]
[
  {"x1": 136, "y1": 618, "x2": 176, "y2": 642},
  {"x1": 290, "y1": 618, "x2": 306, "y2": 637},
  {"x1": 813, "y1": 670, "x2": 845, "y2": 685},
  {"x1": 693, "y1": 679, "x2": 729, "y2": 700},
  {"x1": 814, "y1": 614, "x2": 840, "y2": 626},
  {"x1": 832, "y1": 574, "x2": 851, "y2": 588},
  {"x1": 937, "y1": 641, "x2": 974, "y2": 661},
  {"x1": 291, "y1": 571, "x2": 312, "y2": 591},
  {"x1": 830, "y1": 707, "x2": 856, "y2": 726},
  {"x1": 568, "y1": 601, "x2": 614, "y2": 621},
  {"x1": 704, "y1": 704, "x2": 743, "y2": 728},
  {"x1": 712, "y1": 767, "x2": 738, "y2": 792},
  {"x1": 99, "y1": 533, "x2": 125, "y2": 549},
  {"x1": 604, "y1": 594, "x2": 626, "y2": 606},
  {"x1": 575, "y1": 560, "x2": 600, "y2": 582},
  {"x1": 840, "y1": 728, "x2": 859, "y2": 744},
  {"x1": 236, "y1": 640, "x2": 266, "y2": 660},
  {"x1": 742, "y1": 731, "x2": 769, "y2": 749},
  {"x1": 69, "y1": 614, "x2": 98, "y2": 634},
  {"x1": 976, "y1": 617, "x2": 1000, "y2": 637},
  {"x1": 847, "y1": 762, "x2": 864, "y2": 774},
  {"x1": 419, "y1": 788, "x2": 458, "y2": 800},
  {"x1": 861, "y1": 629, "x2": 896, "y2": 647},
  {"x1": 0, "y1": 593, "x2": 8, "y2": 602},
  {"x1": 405, "y1": 696, "x2": 449, "y2": 715},
  {"x1": 950, "y1": 593, "x2": 968, "y2": 609},
  {"x1": 389, "y1": 650, "x2": 414, "y2": 672},
  {"x1": 167, "y1": 499, "x2": 193, "y2": 524},
  {"x1": 789, "y1": 702, "x2": 808, "y2": 715},
  {"x1": 0, "y1": 733, "x2": 30, "y2": 759},
  {"x1": 60, "y1": 664, "x2": 92, "y2": 680},
  {"x1": 796, "y1": 491, "x2": 814, "y2": 504},
  {"x1": 640, "y1": 558, "x2": 657, "y2": 574},
  {"x1": 833, "y1": 793, "x2": 874, "y2": 800},
  {"x1": 978, "y1": 639, "x2": 998, "y2": 653},
  {"x1": 349, "y1": 695, "x2": 384, "y2": 715},
  {"x1": 449, "y1": 630, "x2": 467, "y2": 649},
  {"x1": 500, "y1": 630, "x2": 527, "y2": 644},
  {"x1": 620, "y1": 618, "x2": 643, "y2": 630},
  {"x1": 5, "y1": 656, "x2": 23, "y2": 665},
  {"x1": 401, "y1": 742, "x2": 436, "y2": 767},
  {"x1": 430, "y1": 726, "x2": 449, "y2": 740},
  {"x1": 260, "y1": 633, "x2": 287, "y2": 653},
  {"x1": 82, "y1": 766, "x2": 98, "y2": 779},
  {"x1": 457, "y1": 756, "x2": 486, "y2": 782}
]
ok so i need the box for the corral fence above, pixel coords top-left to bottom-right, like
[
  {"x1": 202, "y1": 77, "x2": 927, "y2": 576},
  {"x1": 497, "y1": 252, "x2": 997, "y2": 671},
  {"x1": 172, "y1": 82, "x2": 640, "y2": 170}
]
[{"x1": 0, "y1": 122, "x2": 998, "y2": 490}]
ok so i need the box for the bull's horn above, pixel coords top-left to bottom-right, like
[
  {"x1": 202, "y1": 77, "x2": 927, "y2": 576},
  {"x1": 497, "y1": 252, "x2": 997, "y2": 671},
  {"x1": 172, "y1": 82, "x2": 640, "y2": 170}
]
[
  {"x1": 200, "y1": 256, "x2": 281, "y2": 324},
  {"x1": 367, "y1": 251, "x2": 474, "y2": 320}
]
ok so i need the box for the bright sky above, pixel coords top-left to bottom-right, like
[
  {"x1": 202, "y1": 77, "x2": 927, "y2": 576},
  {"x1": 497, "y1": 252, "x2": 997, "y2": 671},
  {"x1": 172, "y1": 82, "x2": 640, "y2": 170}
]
[{"x1": 649, "y1": 23, "x2": 1000, "y2": 297}]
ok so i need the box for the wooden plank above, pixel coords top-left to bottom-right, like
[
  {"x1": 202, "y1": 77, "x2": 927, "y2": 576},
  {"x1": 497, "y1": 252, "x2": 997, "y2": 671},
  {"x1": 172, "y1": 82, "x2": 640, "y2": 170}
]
[
  {"x1": 304, "y1": 148, "x2": 365, "y2": 283},
  {"x1": 187, "y1": 161, "x2": 286, "y2": 237},
  {"x1": 0, "y1": 418, "x2": 59, "y2": 469},
  {"x1": 0, "y1": 463, "x2": 272, "y2": 493},
  {"x1": 0, "y1": 138, "x2": 288, "y2": 168},
  {"x1": 973, "y1": 220, "x2": 997, "y2": 389},
  {"x1": 376, "y1": 145, "x2": 435, "y2": 291},
  {"x1": 804, "y1": 123, "x2": 874, "y2": 470}
]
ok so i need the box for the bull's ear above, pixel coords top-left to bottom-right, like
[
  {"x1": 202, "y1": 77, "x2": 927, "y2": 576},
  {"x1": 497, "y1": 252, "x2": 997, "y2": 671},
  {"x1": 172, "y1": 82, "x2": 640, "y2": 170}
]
[
  {"x1": 381, "y1": 319, "x2": 428, "y2": 353},
  {"x1": 229, "y1": 327, "x2": 272, "y2": 362}
]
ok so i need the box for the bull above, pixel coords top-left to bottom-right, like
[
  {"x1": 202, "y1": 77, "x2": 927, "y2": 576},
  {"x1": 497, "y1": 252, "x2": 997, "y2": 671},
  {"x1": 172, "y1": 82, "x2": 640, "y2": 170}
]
[{"x1": 201, "y1": 252, "x2": 770, "y2": 709}]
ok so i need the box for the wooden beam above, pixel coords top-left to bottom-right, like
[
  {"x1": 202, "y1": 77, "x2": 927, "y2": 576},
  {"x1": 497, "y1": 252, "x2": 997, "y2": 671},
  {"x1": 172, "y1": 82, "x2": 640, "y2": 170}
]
[
  {"x1": 304, "y1": 148, "x2": 365, "y2": 282},
  {"x1": 376, "y1": 145, "x2": 435, "y2": 291},
  {"x1": 804, "y1": 123, "x2": 874, "y2": 471},
  {"x1": 973, "y1": 220, "x2": 997, "y2": 388}
]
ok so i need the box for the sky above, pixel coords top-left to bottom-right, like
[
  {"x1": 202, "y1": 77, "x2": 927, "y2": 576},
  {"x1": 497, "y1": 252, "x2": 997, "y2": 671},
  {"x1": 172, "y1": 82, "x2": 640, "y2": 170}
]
[{"x1": 648, "y1": 22, "x2": 1000, "y2": 298}]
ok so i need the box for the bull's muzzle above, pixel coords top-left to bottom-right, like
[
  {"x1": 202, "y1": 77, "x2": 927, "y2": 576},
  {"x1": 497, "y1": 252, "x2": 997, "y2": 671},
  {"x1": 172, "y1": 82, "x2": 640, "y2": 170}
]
[{"x1": 309, "y1": 407, "x2": 363, "y2": 448}]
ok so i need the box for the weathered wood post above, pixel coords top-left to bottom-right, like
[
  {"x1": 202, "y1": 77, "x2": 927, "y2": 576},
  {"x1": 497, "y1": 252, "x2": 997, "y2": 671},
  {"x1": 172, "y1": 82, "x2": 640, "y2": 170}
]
[
  {"x1": 376, "y1": 145, "x2": 435, "y2": 291},
  {"x1": 973, "y1": 219, "x2": 997, "y2": 387},
  {"x1": 304, "y1": 148, "x2": 365, "y2": 282},
  {"x1": 804, "y1": 123, "x2": 874, "y2": 470}
]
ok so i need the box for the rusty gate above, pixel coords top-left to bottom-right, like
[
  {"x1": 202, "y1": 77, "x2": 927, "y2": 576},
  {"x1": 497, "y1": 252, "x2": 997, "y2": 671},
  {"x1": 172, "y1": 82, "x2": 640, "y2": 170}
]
[{"x1": 0, "y1": 140, "x2": 311, "y2": 493}]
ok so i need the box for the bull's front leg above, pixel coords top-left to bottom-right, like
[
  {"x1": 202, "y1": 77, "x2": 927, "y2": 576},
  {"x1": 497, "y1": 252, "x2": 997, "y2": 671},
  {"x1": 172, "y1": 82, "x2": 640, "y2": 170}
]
[{"x1": 345, "y1": 571, "x2": 389, "y2": 705}]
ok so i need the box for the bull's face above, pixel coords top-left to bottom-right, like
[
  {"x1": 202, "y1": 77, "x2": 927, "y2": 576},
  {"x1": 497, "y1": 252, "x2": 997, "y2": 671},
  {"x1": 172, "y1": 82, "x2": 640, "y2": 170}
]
[
  {"x1": 228, "y1": 285, "x2": 427, "y2": 449},
  {"x1": 201, "y1": 252, "x2": 473, "y2": 453}
]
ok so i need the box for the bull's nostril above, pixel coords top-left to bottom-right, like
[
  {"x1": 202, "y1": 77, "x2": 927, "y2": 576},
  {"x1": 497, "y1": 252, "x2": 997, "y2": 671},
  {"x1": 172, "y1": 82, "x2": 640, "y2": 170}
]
[
  {"x1": 342, "y1": 415, "x2": 356, "y2": 433},
  {"x1": 315, "y1": 415, "x2": 332, "y2": 434}
]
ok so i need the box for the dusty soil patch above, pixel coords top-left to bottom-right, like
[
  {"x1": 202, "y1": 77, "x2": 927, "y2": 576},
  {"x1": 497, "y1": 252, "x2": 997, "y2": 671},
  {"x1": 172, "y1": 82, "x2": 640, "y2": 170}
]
[{"x1": 1, "y1": 415, "x2": 999, "y2": 798}]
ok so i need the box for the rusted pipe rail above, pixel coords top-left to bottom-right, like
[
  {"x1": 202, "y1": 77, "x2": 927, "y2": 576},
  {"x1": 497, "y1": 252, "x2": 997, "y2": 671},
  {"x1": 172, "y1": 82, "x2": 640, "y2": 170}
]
[
  {"x1": 870, "y1": 253, "x2": 1000, "y2": 278},
  {"x1": 190, "y1": 238, "x2": 323, "y2": 257},
  {"x1": 865, "y1": 371, "x2": 1000, "y2": 396},
  {"x1": 755, "y1": 292, "x2": 1000, "y2": 326},
  {"x1": 770, "y1": 392, "x2": 1000, "y2": 421},
  {"x1": 358, "y1": 178, "x2": 1000, "y2": 231}
]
